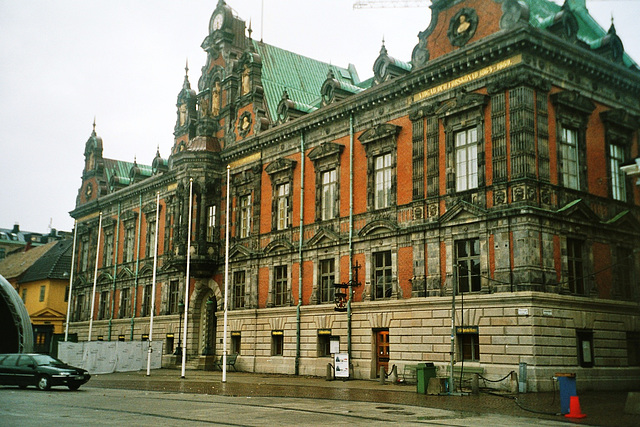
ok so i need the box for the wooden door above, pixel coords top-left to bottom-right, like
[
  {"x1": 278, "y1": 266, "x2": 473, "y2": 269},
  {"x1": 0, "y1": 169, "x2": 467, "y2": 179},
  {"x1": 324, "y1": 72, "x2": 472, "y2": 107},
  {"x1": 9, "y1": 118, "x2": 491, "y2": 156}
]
[{"x1": 375, "y1": 329, "x2": 389, "y2": 376}]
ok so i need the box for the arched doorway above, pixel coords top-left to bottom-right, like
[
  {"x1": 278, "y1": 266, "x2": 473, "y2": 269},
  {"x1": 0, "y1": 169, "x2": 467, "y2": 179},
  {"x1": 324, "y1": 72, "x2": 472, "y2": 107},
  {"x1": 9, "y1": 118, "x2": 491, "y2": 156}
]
[{"x1": 198, "y1": 292, "x2": 216, "y2": 356}]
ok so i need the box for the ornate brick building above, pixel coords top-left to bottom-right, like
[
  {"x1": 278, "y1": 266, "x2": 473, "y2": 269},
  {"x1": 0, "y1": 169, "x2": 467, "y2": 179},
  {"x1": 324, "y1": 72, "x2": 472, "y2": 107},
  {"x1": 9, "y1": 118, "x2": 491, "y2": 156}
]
[{"x1": 69, "y1": 0, "x2": 640, "y2": 390}]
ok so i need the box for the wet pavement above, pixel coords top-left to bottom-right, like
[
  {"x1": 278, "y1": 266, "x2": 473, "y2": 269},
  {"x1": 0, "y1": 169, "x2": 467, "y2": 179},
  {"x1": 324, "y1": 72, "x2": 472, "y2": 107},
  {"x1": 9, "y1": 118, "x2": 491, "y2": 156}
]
[{"x1": 84, "y1": 368, "x2": 640, "y2": 427}]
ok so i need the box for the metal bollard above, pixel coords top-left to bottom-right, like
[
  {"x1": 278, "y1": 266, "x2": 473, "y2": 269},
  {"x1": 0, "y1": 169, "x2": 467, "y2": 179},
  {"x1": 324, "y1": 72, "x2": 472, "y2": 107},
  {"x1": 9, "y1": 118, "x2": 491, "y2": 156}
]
[
  {"x1": 472, "y1": 373, "x2": 479, "y2": 395},
  {"x1": 510, "y1": 371, "x2": 518, "y2": 393},
  {"x1": 379, "y1": 366, "x2": 386, "y2": 385}
]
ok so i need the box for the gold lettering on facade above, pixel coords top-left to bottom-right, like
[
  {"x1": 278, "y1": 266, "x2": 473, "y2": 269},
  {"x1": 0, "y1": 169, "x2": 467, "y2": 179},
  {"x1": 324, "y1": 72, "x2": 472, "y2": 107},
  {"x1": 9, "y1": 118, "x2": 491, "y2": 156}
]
[
  {"x1": 229, "y1": 152, "x2": 261, "y2": 169},
  {"x1": 411, "y1": 55, "x2": 522, "y2": 104}
]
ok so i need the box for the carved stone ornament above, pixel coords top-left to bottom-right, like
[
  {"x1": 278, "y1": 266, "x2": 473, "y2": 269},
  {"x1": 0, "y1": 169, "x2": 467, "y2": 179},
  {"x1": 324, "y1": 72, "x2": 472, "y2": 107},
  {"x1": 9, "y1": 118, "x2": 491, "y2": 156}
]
[
  {"x1": 238, "y1": 111, "x2": 252, "y2": 137},
  {"x1": 447, "y1": 8, "x2": 478, "y2": 47},
  {"x1": 411, "y1": 34, "x2": 430, "y2": 70},
  {"x1": 494, "y1": 190, "x2": 507, "y2": 205},
  {"x1": 512, "y1": 185, "x2": 525, "y2": 202},
  {"x1": 428, "y1": 203, "x2": 439, "y2": 218},
  {"x1": 500, "y1": 0, "x2": 530, "y2": 30}
]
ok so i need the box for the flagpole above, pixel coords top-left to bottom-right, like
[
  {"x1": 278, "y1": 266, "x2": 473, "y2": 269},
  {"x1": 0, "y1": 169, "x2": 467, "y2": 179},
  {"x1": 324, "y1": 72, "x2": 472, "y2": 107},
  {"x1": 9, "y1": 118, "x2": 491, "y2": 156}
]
[
  {"x1": 222, "y1": 165, "x2": 230, "y2": 383},
  {"x1": 65, "y1": 220, "x2": 78, "y2": 341},
  {"x1": 147, "y1": 192, "x2": 160, "y2": 376},
  {"x1": 181, "y1": 179, "x2": 193, "y2": 379},
  {"x1": 88, "y1": 212, "x2": 102, "y2": 342}
]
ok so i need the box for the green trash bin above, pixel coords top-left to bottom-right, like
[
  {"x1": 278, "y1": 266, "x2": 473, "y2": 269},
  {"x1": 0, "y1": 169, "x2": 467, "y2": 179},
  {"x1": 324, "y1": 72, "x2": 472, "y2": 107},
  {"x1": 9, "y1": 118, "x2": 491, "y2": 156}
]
[{"x1": 416, "y1": 363, "x2": 437, "y2": 394}]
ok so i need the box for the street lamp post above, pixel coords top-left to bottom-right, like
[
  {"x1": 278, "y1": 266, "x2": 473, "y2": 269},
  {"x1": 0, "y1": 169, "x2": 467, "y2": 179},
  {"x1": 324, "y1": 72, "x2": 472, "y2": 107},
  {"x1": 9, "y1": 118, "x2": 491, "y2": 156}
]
[{"x1": 174, "y1": 301, "x2": 185, "y2": 356}]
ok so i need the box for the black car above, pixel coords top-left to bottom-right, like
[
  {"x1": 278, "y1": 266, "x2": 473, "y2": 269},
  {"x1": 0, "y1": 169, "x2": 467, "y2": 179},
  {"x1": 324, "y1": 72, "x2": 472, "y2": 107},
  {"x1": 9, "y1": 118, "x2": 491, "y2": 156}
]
[{"x1": 0, "y1": 353, "x2": 91, "y2": 391}]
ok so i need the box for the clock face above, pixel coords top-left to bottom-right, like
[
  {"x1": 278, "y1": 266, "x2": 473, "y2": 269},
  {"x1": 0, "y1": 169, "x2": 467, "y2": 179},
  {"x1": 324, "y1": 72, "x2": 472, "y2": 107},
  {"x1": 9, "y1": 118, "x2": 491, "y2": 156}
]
[{"x1": 212, "y1": 13, "x2": 224, "y2": 31}]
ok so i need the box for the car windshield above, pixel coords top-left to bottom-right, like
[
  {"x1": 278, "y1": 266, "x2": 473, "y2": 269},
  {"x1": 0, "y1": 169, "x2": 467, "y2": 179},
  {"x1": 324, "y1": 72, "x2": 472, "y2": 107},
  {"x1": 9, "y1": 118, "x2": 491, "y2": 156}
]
[{"x1": 31, "y1": 354, "x2": 66, "y2": 367}]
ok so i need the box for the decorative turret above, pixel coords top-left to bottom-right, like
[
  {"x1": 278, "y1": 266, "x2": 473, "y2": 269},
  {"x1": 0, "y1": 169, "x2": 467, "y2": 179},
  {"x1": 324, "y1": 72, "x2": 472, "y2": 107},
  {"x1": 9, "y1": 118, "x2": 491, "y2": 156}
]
[
  {"x1": 372, "y1": 39, "x2": 411, "y2": 86},
  {"x1": 173, "y1": 61, "x2": 197, "y2": 152},
  {"x1": 83, "y1": 118, "x2": 103, "y2": 177}
]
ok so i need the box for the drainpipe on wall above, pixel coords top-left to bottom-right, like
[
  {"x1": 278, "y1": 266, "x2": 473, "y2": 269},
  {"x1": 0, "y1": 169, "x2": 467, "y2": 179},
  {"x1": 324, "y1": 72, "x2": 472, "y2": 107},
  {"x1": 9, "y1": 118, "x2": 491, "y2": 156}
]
[
  {"x1": 348, "y1": 113, "x2": 354, "y2": 362},
  {"x1": 296, "y1": 131, "x2": 305, "y2": 376},
  {"x1": 131, "y1": 193, "x2": 142, "y2": 341},
  {"x1": 108, "y1": 203, "x2": 121, "y2": 341}
]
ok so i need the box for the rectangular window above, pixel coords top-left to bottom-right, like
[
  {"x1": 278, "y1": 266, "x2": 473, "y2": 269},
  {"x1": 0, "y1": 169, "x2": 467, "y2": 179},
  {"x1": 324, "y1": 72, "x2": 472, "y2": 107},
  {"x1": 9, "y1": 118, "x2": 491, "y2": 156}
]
[
  {"x1": 374, "y1": 153, "x2": 392, "y2": 209},
  {"x1": 627, "y1": 332, "x2": 640, "y2": 367},
  {"x1": 120, "y1": 287, "x2": 131, "y2": 318},
  {"x1": 458, "y1": 332, "x2": 480, "y2": 362},
  {"x1": 124, "y1": 226, "x2": 136, "y2": 263},
  {"x1": 276, "y1": 183, "x2": 290, "y2": 230},
  {"x1": 233, "y1": 271, "x2": 246, "y2": 309},
  {"x1": 81, "y1": 237, "x2": 89, "y2": 272},
  {"x1": 455, "y1": 128, "x2": 478, "y2": 191},
  {"x1": 98, "y1": 290, "x2": 109, "y2": 320},
  {"x1": 104, "y1": 230, "x2": 114, "y2": 267},
  {"x1": 239, "y1": 196, "x2": 251, "y2": 238},
  {"x1": 373, "y1": 251, "x2": 392, "y2": 300},
  {"x1": 567, "y1": 239, "x2": 585, "y2": 295},
  {"x1": 168, "y1": 280, "x2": 180, "y2": 314},
  {"x1": 142, "y1": 284, "x2": 153, "y2": 317},
  {"x1": 610, "y1": 144, "x2": 626, "y2": 201},
  {"x1": 319, "y1": 259, "x2": 335, "y2": 303},
  {"x1": 231, "y1": 333, "x2": 241, "y2": 355},
  {"x1": 21, "y1": 288, "x2": 27, "y2": 303},
  {"x1": 64, "y1": 286, "x2": 69, "y2": 302},
  {"x1": 321, "y1": 169, "x2": 337, "y2": 220},
  {"x1": 317, "y1": 332, "x2": 332, "y2": 357},
  {"x1": 577, "y1": 329, "x2": 594, "y2": 368},
  {"x1": 271, "y1": 330, "x2": 284, "y2": 356},
  {"x1": 206, "y1": 205, "x2": 216, "y2": 242},
  {"x1": 560, "y1": 127, "x2": 579, "y2": 189},
  {"x1": 75, "y1": 294, "x2": 85, "y2": 321},
  {"x1": 274, "y1": 265, "x2": 287, "y2": 307},
  {"x1": 145, "y1": 219, "x2": 156, "y2": 258},
  {"x1": 39, "y1": 285, "x2": 45, "y2": 302},
  {"x1": 456, "y1": 239, "x2": 481, "y2": 293}
]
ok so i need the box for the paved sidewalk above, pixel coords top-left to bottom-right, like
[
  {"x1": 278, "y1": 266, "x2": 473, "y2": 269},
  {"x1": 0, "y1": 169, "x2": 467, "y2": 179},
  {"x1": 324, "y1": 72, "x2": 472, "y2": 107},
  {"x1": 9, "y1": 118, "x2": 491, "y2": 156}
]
[{"x1": 85, "y1": 368, "x2": 639, "y2": 427}]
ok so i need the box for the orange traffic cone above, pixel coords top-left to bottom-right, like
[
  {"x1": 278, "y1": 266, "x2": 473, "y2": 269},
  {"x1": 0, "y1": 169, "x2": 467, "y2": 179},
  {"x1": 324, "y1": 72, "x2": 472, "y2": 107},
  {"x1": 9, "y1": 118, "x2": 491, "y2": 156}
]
[{"x1": 565, "y1": 395, "x2": 587, "y2": 419}]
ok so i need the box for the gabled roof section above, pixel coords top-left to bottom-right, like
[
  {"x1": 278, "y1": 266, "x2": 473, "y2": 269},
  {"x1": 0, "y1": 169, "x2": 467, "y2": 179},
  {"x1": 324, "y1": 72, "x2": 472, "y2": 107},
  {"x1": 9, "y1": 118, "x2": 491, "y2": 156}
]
[
  {"x1": 252, "y1": 40, "x2": 361, "y2": 120},
  {"x1": 440, "y1": 200, "x2": 487, "y2": 223},
  {"x1": 104, "y1": 158, "x2": 152, "y2": 191},
  {"x1": 18, "y1": 240, "x2": 72, "y2": 284},
  {"x1": 557, "y1": 198, "x2": 601, "y2": 222},
  {"x1": 526, "y1": 0, "x2": 638, "y2": 69},
  {"x1": 0, "y1": 241, "x2": 58, "y2": 281}
]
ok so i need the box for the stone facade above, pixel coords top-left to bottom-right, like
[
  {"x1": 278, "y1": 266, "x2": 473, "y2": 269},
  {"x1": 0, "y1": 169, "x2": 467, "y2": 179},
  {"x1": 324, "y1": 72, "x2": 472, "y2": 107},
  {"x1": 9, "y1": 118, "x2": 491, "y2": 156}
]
[{"x1": 68, "y1": 0, "x2": 640, "y2": 391}]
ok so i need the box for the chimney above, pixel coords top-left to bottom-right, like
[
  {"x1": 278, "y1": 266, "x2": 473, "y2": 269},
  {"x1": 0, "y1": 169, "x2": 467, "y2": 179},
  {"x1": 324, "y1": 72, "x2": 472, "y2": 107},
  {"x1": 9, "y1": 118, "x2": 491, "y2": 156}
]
[{"x1": 12, "y1": 223, "x2": 19, "y2": 233}]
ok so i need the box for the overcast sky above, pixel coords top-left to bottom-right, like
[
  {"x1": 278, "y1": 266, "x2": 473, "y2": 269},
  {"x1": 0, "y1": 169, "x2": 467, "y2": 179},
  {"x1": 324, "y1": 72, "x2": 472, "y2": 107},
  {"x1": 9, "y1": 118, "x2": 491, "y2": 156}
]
[{"x1": 1, "y1": 0, "x2": 638, "y2": 234}]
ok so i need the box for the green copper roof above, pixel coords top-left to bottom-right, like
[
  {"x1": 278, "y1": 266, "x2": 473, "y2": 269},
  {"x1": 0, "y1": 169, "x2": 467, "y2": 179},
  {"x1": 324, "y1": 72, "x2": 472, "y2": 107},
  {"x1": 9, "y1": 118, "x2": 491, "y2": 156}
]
[
  {"x1": 525, "y1": 0, "x2": 637, "y2": 69},
  {"x1": 252, "y1": 40, "x2": 361, "y2": 120}
]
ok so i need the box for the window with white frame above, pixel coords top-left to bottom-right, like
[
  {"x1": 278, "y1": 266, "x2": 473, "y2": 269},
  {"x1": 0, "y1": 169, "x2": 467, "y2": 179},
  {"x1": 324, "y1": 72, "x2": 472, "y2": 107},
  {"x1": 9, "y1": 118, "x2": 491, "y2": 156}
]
[
  {"x1": 567, "y1": 238, "x2": 585, "y2": 295},
  {"x1": 374, "y1": 153, "x2": 392, "y2": 209},
  {"x1": 99, "y1": 290, "x2": 110, "y2": 320},
  {"x1": 124, "y1": 225, "x2": 136, "y2": 263},
  {"x1": 206, "y1": 205, "x2": 216, "y2": 242},
  {"x1": 319, "y1": 259, "x2": 335, "y2": 303},
  {"x1": 321, "y1": 170, "x2": 337, "y2": 220},
  {"x1": 560, "y1": 127, "x2": 580, "y2": 190},
  {"x1": 274, "y1": 265, "x2": 287, "y2": 307},
  {"x1": 373, "y1": 250, "x2": 393, "y2": 299},
  {"x1": 104, "y1": 228, "x2": 114, "y2": 267},
  {"x1": 276, "y1": 183, "x2": 290, "y2": 230},
  {"x1": 120, "y1": 287, "x2": 131, "y2": 318},
  {"x1": 456, "y1": 239, "x2": 481, "y2": 293},
  {"x1": 233, "y1": 270, "x2": 246, "y2": 309},
  {"x1": 455, "y1": 128, "x2": 478, "y2": 191},
  {"x1": 239, "y1": 195, "x2": 251, "y2": 238},
  {"x1": 610, "y1": 143, "x2": 626, "y2": 201},
  {"x1": 145, "y1": 218, "x2": 156, "y2": 258}
]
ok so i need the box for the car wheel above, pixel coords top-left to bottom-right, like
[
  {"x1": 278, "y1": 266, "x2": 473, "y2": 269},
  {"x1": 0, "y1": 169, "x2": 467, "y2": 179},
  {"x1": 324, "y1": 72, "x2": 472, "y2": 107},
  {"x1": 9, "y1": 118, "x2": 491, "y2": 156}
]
[
  {"x1": 68, "y1": 383, "x2": 81, "y2": 391},
  {"x1": 36, "y1": 375, "x2": 51, "y2": 391}
]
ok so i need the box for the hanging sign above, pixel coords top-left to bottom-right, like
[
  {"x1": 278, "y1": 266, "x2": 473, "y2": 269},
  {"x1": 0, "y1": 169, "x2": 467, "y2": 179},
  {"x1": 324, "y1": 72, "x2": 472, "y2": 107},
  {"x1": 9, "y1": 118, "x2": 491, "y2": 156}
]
[{"x1": 334, "y1": 353, "x2": 349, "y2": 378}]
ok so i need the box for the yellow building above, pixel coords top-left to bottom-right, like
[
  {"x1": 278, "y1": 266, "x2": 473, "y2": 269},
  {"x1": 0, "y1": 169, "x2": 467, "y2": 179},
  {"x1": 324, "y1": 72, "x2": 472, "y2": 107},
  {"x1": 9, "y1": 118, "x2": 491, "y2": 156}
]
[{"x1": 0, "y1": 240, "x2": 72, "y2": 353}]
